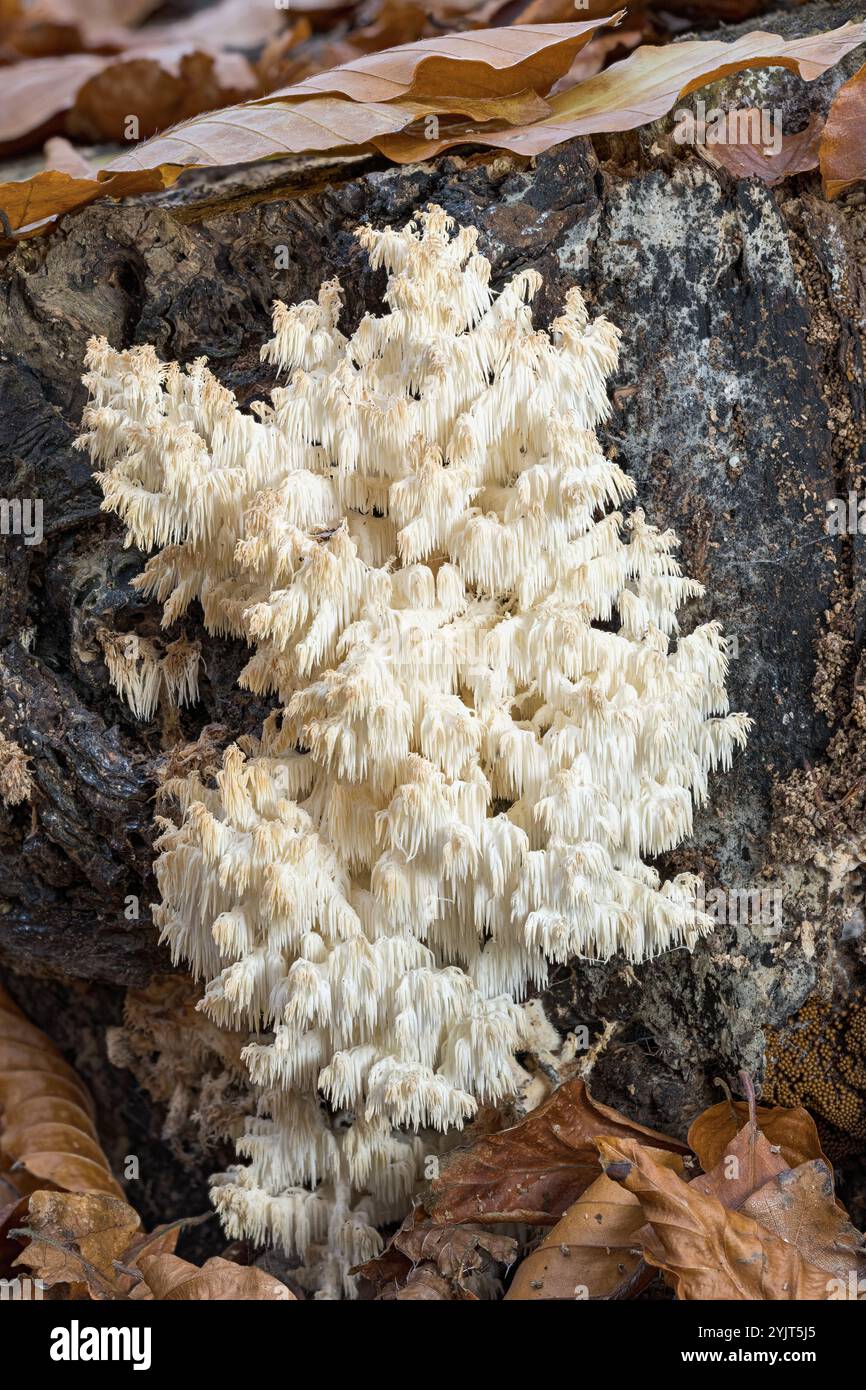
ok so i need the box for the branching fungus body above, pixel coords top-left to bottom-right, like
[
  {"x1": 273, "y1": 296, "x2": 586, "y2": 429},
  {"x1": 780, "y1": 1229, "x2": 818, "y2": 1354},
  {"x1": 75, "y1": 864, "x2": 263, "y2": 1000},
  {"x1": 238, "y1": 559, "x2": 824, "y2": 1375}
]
[{"x1": 79, "y1": 207, "x2": 749, "y2": 1296}]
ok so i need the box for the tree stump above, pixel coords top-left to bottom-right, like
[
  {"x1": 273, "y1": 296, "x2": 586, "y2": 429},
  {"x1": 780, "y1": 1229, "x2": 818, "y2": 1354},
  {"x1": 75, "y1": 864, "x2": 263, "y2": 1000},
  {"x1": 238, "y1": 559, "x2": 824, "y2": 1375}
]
[{"x1": 2, "y1": 0, "x2": 865, "y2": 1241}]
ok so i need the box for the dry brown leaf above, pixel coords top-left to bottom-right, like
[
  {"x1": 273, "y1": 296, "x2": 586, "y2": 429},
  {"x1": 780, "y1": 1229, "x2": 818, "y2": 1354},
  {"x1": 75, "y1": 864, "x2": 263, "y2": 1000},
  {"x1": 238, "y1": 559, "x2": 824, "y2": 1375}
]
[
  {"x1": 264, "y1": 18, "x2": 625, "y2": 102},
  {"x1": 0, "y1": 166, "x2": 172, "y2": 235},
  {"x1": 14, "y1": 1189, "x2": 140, "y2": 1296},
  {"x1": 0, "y1": 0, "x2": 285, "y2": 59},
  {"x1": 505, "y1": 1148, "x2": 685, "y2": 1301},
  {"x1": 381, "y1": 1265, "x2": 468, "y2": 1298},
  {"x1": 688, "y1": 1113, "x2": 789, "y2": 1208},
  {"x1": 134, "y1": 0, "x2": 289, "y2": 51},
  {"x1": 485, "y1": 0, "x2": 787, "y2": 19},
  {"x1": 43, "y1": 134, "x2": 96, "y2": 177},
  {"x1": 257, "y1": 18, "x2": 315, "y2": 91},
  {"x1": 384, "y1": 1215, "x2": 517, "y2": 1279},
  {"x1": 137, "y1": 1252, "x2": 295, "y2": 1300},
  {"x1": 287, "y1": 0, "x2": 359, "y2": 12},
  {"x1": 550, "y1": 23, "x2": 644, "y2": 92},
  {"x1": 0, "y1": 982, "x2": 124, "y2": 1202},
  {"x1": 697, "y1": 109, "x2": 822, "y2": 184},
  {"x1": 820, "y1": 58, "x2": 866, "y2": 198},
  {"x1": 0, "y1": 46, "x2": 258, "y2": 153},
  {"x1": 5, "y1": 18, "x2": 862, "y2": 238},
  {"x1": 0, "y1": 53, "x2": 102, "y2": 146},
  {"x1": 257, "y1": 4, "x2": 428, "y2": 93},
  {"x1": 106, "y1": 17, "x2": 619, "y2": 170},
  {"x1": 599, "y1": 1137, "x2": 835, "y2": 1300},
  {"x1": 356, "y1": 1205, "x2": 516, "y2": 1298},
  {"x1": 380, "y1": 19, "x2": 866, "y2": 159},
  {"x1": 742, "y1": 1160, "x2": 866, "y2": 1283},
  {"x1": 688, "y1": 1098, "x2": 827, "y2": 1174},
  {"x1": 426, "y1": 1079, "x2": 687, "y2": 1226},
  {"x1": 73, "y1": 48, "x2": 259, "y2": 144}
]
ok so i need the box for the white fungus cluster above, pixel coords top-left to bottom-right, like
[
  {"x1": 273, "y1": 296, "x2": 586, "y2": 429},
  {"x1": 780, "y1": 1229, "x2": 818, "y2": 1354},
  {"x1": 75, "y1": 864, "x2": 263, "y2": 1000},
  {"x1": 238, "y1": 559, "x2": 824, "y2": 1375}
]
[{"x1": 78, "y1": 207, "x2": 749, "y2": 1297}]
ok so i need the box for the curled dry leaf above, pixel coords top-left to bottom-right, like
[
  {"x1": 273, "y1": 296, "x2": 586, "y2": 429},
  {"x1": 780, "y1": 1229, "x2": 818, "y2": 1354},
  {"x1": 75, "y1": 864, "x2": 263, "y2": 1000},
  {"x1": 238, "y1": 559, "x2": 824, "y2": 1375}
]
[
  {"x1": 107, "y1": 18, "x2": 866, "y2": 171},
  {"x1": 13, "y1": 1189, "x2": 141, "y2": 1297},
  {"x1": 696, "y1": 109, "x2": 823, "y2": 184},
  {"x1": 505, "y1": 1149, "x2": 685, "y2": 1302},
  {"x1": 379, "y1": 19, "x2": 866, "y2": 159},
  {"x1": 105, "y1": 18, "x2": 619, "y2": 170},
  {"x1": 425, "y1": 1079, "x2": 687, "y2": 1226},
  {"x1": 258, "y1": 17, "x2": 626, "y2": 102},
  {"x1": 0, "y1": 981, "x2": 124, "y2": 1201},
  {"x1": 820, "y1": 59, "x2": 866, "y2": 198},
  {"x1": 687, "y1": 1098, "x2": 827, "y2": 1174},
  {"x1": 135, "y1": 1253, "x2": 295, "y2": 1300},
  {"x1": 598, "y1": 1137, "x2": 836, "y2": 1300},
  {"x1": 0, "y1": 166, "x2": 170, "y2": 236}
]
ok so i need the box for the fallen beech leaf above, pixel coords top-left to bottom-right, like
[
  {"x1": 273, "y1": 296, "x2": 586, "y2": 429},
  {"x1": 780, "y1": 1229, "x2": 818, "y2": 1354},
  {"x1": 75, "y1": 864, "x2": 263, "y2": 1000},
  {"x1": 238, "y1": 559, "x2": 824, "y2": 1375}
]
[
  {"x1": 820, "y1": 59, "x2": 866, "y2": 198},
  {"x1": 137, "y1": 1253, "x2": 295, "y2": 1300},
  {"x1": 119, "y1": 1219, "x2": 185, "y2": 1272},
  {"x1": 550, "y1": 24, "x2": 644, "y2": 93},
  {"x1": 0, "y1": 166, "x2": 173, "y2": 236},
  {"x1": 134, "y1": 0, "x2": 289, "y2": 51},
  {"x1": 0, "y1": 982, "x2": 124, "y2": 1201},
  {"x1": 106, "y1": 18, "x2": 620, "y2": 169},
  {"x1": 71, "y1": 48, "x2": 259, "y2": 144},
  {"x1": 697, "y1": 109, "x2": 823, "y2": 184},
  {"x1": 14, "y1": 1189, "x2": 140, "y2": 1296},
  {"x1": 379, "y1": 20, "x2": 866, "y2": 159},
  {"x1": 426, "y1": 1079, "x2": 687, "y2": 1225},
  {"x1": 7, "y1": 18, "x2": 863, "y2": 237},
  {"x1": 0, "y1": 46, "x2": 258, "y2": 154},
  {"x1": 264, "y1": 18, "x2": 626, "y2": 102},
  {"x1": 257, "y1": 18, "x2": 315, "y2": 91},
  {"x1": 382, "y1": 1265, "x2": 467, "y2": 1299},
  {"x1": 43, "y1": 135, "x2": 96, "y2": 177},
  {"x1": 599, "y1": 1137, "x2": 835, "y2": 1300},
  {"x1": 505, "y1": 1148, "x2": 685, "y2": 1301},
  {"x1": 356, "y1": 1206, "x2": 516, "y2": 1298},
  {"x1": 688, "y1": 1099, "x2": 827, "y2": 1174},
  {"x1": 0, "y1": 55, "x2": 105, "y2": 148},
  {"x1": 689, "y1": 1115, "x2": 788, "y2": 1208},
  {"x1": 387, "y1": 1217, "x2": 517, "y2": 1279},
  {"x1": 2, "y1": 0, "x2": 285, "y2": 58},
  {"x1": 742, "y1": 1160, "x2": 866, "y2": 1283}
]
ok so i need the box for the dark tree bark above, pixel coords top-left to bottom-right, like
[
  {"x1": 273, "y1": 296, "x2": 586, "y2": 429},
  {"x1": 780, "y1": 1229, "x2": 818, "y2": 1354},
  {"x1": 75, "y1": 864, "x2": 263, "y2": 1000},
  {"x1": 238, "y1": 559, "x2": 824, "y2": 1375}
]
[{"x1": 1, "y1": 0, "x2": 865, "y2": 1240}]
